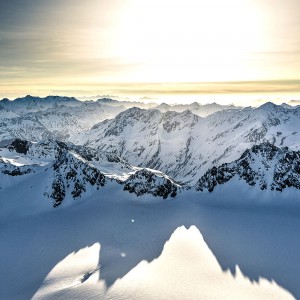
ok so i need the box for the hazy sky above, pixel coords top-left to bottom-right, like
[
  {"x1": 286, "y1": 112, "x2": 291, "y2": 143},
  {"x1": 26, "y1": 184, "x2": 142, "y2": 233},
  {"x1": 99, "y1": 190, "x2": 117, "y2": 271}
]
[{"x1": 0, "y1": 0, "x2": 300, "y2": 103}]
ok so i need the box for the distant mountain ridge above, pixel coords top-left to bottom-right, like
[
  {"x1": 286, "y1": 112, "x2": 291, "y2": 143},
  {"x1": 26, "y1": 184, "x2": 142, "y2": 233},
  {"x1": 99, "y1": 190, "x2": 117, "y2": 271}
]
[{"x1": 154, "y1": 101, "x2": 239, "y2": 117}]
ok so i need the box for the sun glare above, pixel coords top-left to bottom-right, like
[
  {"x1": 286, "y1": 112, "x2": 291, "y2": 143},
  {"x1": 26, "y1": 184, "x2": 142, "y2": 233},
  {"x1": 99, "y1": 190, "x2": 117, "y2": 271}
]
[{"x1": 115, "y1": 0, "x2": 264, "y2": 82}]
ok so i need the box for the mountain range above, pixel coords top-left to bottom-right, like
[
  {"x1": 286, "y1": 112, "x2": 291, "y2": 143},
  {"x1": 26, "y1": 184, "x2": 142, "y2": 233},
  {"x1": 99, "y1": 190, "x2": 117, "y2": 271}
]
[{"x1": 1, "y1": 95, "x2": 300, "y2": 207}]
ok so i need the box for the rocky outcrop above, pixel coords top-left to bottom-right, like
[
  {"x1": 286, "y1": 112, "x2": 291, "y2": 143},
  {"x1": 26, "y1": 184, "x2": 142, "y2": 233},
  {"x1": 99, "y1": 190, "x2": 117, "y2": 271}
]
[
  {"x1": 196, "y1": 142, "x2": 300, "y2": 192},
  {"x1": 123, "y1": 169, "x2": 179, "y2": 199}
]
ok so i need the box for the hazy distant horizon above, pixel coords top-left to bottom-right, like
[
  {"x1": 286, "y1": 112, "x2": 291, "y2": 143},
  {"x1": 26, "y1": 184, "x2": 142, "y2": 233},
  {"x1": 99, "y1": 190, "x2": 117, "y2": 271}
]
[
  {"x1": 1, "y1": 0, "x2": 300, "y2": 106},
  {"x1": 1, "y1": 90, "x2": 300, "y2": 107}
]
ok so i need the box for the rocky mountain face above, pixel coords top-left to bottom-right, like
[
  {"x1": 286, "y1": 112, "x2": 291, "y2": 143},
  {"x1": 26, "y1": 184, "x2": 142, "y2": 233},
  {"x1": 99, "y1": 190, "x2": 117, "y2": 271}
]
[
  {"x1": 73, "y1": 107, "x2": 202, "y2": 182},
  {"x1": 123, "y1": 169, "x2": 179, "y2": 199},
  {"x1": 1, "y1": 96, "x2": 300, "y2": 206},
  {"x1": 0, "y1": 139, "x2": 181, "y2": 206},
  {"x1": 75, "y1": 103, "x2": 300, "y2": 184},
  {"x1": 46, "y1": 150, "x2": 107, "y2": 207},
  {"x1": 196, "y1": 142, "x2": 300, "y2": 192}
]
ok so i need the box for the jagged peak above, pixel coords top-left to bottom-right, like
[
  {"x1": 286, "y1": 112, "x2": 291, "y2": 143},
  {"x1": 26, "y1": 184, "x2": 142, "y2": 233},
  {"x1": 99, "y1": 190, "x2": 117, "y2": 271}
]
[
  {"x1": 0, "y1": 98, "x2": 10, "y2": 103},
  {"x1": 250, "y1": 141, "x2": 278, "y2": 152},
  {"x1": 114, "y1": 106, "x2": 161, "y2": 120},
  {"x1": 281, "y1": 102, "x2": 293, "y2": 109},
  {"x1": 156, "y1": 102, "x2": 170, "y2": 108},
  {"x1": 258, "y1": 101, "x2": 280, "y2": 110},
  {"x1": 124, "y1": 168, "x2": 180, "y2": 198},
  {"x1": 190, "y1": 101, "x2": 200, "y2": 107},
  {"x1": 96, "y1": 97, "x2": 118, "y2": 103},
  {"x1": 9, "y1": 95, "x2": 79, "y2": 104},
  {"x1": 162, "y1": 109, "x2": 199, "y2": 119},
  {"x1": 196, "y1": 143, "x2": 300, "y2": 193}
]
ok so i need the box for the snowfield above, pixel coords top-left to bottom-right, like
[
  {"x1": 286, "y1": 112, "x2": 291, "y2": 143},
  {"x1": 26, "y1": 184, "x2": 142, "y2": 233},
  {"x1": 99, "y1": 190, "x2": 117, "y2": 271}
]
[{"x1": 1, "y1": 188, "x2": 300, "y2": 299}]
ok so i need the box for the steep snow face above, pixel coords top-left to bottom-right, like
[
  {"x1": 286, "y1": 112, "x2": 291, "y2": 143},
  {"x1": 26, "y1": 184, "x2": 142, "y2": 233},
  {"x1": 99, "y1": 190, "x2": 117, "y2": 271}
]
[
  {"x1": 76, "y1": 103, "x2": 300, "y2": 184},
  {"x1": 0, "y1": 105, "x2": 20, "y2": 119},
  {"x1": 0, "y1": 139, "x2": 182, "y2": 206},
  {"x1": 196, "y1": 142, "x2": 300, "y2": 192},
  {"x1": 154, "y1": 102, "x2": 239, "y2": 117},
  {"x1": 31, "y1": 102, "x2": 125, "y2": 136},
  {"x1": 73, "y1": 108, "x2": 201, "y2": 183}
]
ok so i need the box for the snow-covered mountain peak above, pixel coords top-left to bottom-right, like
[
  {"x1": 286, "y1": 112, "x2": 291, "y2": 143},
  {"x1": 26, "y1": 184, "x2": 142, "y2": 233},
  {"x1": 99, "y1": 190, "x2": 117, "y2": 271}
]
[
  {"x1": 123, "y1": 168, "x2": 180, "y2": 198},
  {"x1": 196, "y1": 142, "x2": 300, "y2": 192},
  {"x1": 0, "y1": 138, "x2": 183, "y2": 206},
  {"x1": 258, "y1": 101, "x2": 286, "y2": 113}
]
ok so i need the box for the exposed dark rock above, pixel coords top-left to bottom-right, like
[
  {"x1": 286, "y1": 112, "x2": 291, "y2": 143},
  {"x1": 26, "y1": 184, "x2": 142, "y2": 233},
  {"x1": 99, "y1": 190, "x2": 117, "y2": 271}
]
[
  {"x1": 8, "y1": 139, "x2": 29, "y2": 154},
  {"x1": 196, "y1": 142, "x2": 300, "y2": 192},
  {"x1": 123, "y1": 169, "x2": 178, "y2": 199}
]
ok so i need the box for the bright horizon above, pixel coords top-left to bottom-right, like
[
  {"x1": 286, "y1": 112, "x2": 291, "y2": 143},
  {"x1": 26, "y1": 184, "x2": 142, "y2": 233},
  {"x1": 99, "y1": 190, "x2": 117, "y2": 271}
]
[{"x1": 1, "y1": 0, "x2": 300, "y2": 105}]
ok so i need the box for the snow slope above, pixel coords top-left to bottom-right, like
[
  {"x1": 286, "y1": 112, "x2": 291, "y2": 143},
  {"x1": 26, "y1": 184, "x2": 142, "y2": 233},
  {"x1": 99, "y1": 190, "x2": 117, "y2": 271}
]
[
  {"x1": 107, "y1": 226, "x2": 293, "y2": 300},
  {"x1": 0, "y1": 139, "x2": 181, "y2": 208},
  {"x1": 1, "y1": 189, "x2": 299, "y2": 299}
]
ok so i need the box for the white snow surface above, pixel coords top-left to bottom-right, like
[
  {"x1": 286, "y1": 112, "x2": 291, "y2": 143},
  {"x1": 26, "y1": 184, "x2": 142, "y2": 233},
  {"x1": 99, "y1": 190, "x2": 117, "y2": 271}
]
[{"x1": 1, "y1": 187, "x2": 300, "y2": 299}]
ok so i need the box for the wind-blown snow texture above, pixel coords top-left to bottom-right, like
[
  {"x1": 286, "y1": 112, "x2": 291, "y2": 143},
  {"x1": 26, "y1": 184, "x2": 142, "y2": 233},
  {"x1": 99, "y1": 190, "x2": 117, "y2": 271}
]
[{"x1": 1, "y1": 96, "x2": 300, "y2": 299}]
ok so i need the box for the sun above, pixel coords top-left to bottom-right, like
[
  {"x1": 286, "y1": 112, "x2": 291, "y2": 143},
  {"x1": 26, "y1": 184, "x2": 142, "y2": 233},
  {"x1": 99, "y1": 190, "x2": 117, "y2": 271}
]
[{"x1": 114, "y1": 0, "x2": 264, "y2": 83}]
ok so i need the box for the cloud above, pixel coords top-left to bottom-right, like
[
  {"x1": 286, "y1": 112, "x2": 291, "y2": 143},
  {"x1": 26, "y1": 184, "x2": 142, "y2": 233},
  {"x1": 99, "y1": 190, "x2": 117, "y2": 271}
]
[
  {"x1": 94, "y1": 80, "x2": 300, "y2": 96},
  {"x1": 289, "y1": 100, "x2": 300, "y2": 105},
  {"x1": 139, "y1": 96, "x2": 158, "y2": 101}
]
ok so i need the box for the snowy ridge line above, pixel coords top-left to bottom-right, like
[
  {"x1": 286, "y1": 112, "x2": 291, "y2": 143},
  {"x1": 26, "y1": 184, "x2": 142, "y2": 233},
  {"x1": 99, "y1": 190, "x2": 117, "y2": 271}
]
[
  {"x1": 0, "y1": 139, "x2": 182, "y2": 206},
  {"x1": 1, "y1": 138, "x2": 300, "y2": 209},
  {"x1": 75, "y1": 102, "x2": 300, "y2": 184},
  {"x1": 196, "y1": 142, "x2": 300, "y2": 192}
]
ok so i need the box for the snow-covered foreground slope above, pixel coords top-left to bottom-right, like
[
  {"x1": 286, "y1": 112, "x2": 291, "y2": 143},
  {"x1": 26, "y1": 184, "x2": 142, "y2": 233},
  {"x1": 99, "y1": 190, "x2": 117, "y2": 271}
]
[
  {"x1": 108, "y1": 226, "x2": 293, "y2": 300},
  {"x1": 0, "y1": 190, "x2": 299, "y2": 299}
]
